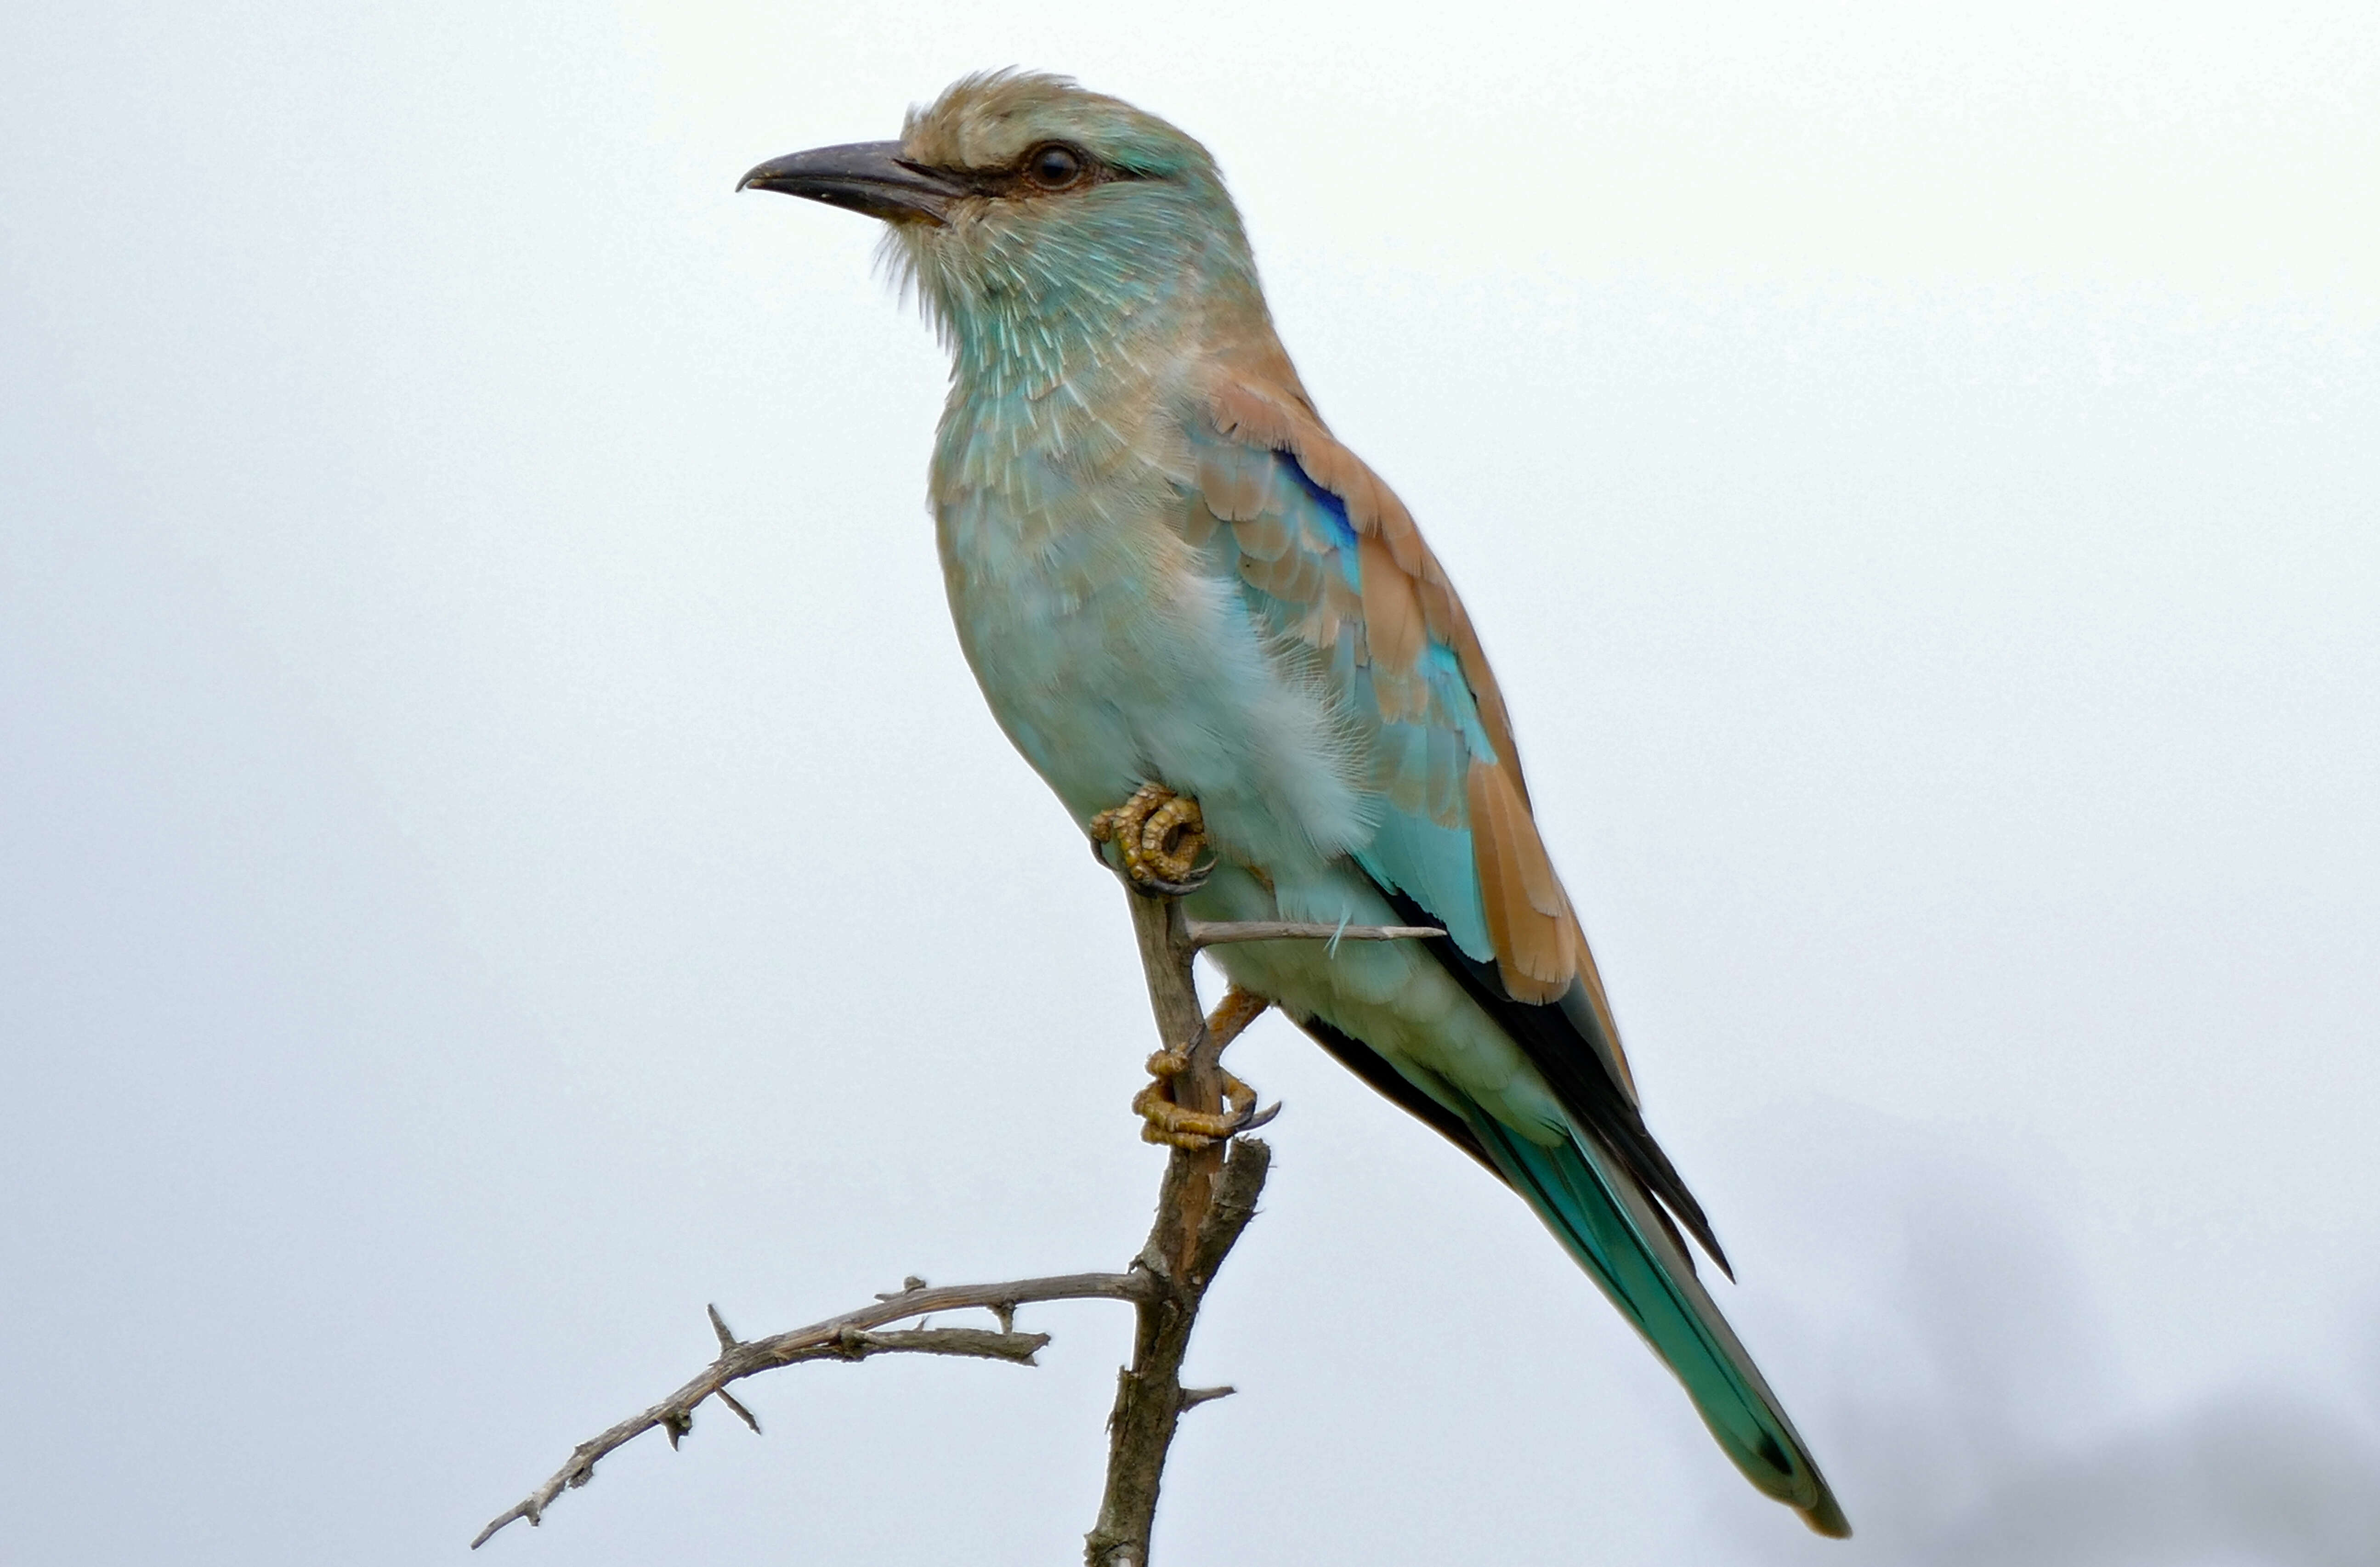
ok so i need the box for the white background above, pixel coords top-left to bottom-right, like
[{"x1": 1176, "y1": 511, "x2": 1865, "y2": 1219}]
[{"x1": 4, "y1": 3, "x2": 2375, "y2": 1562}]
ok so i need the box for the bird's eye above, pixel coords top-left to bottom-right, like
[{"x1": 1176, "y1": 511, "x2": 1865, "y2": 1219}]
[{"x1": 1021, "y1": 142, "x2": 1087, "y2": 191}]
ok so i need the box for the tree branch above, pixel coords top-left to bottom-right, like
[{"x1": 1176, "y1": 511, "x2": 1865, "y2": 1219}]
[
  {"x1": 470, "y1": 1271, "x2": 1147, "y2": 1549},
  {"x1": 1184, "y1": 918, "x2": 1443, "y2": 948},
  {"x1": 473, "y1": 866, "x2": 1314, "y2": 1562},
  {"x1": 1082, "y1": 891, "x2": 1281, "y2": 1567}
]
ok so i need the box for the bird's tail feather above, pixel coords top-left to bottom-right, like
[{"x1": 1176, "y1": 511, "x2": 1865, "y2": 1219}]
[{"x1": 1467, "y1": 1112, "x2": 1852, "y2": 1538}]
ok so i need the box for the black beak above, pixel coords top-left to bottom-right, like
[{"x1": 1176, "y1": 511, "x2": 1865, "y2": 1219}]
[{"x1": 737, "y1": 141, "x2": 967, "y2": 226}]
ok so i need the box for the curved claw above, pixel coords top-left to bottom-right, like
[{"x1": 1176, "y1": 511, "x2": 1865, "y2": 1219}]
[{"x1": 1125, "y1": 858, "x2": 1216, "y2": 899}]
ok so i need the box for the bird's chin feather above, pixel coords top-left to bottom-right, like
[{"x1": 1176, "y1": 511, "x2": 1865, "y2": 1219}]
[{"x1": 872, "y1": 225, "x2": 945, "y2": 343}]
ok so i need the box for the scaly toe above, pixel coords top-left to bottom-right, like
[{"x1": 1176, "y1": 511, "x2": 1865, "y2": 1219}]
[
  {"x1": 1128, "y1": 983, "x2": 1276, "y2": 1150},
  {"x1": 1133, "y1": 1082, "x2": 1238, "y2": 1148},
  {"x1": 1090, "y1": 783, "x2": 1211, "y2": 895}
]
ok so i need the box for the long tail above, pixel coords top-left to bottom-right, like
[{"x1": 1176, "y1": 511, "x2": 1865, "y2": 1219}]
[{"x1": 1467, "y1": 1112, "x2": 1852, "y2": 1537}]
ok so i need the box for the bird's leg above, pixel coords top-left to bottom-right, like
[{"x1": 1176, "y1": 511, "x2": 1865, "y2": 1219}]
[
  {"x1": 1134, "y1": 985, "x2": 1275, "y2": 1149},
  {"x1": 1089, "y1": 782, "x2": 1214, "y2": 895}
]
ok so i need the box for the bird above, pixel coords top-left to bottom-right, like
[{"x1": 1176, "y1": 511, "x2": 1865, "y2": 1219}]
[{"x1": 741, "y1": 70, "x2": 1849, "y2": 1538}]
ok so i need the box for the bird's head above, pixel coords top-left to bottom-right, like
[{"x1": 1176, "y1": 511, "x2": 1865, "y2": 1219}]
[{"x1": 741, "y1": 72, "x2": 1267, "y2": 381}]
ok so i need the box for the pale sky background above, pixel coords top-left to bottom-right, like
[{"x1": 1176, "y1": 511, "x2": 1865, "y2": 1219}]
[{"x1": 4, "y1": 3, "x2": 2377, "y2": 1563}]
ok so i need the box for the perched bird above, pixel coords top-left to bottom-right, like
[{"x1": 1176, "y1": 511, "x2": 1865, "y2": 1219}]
[{"x1": 742, "y1": 70, "x2": 1849, "y2": 1537}]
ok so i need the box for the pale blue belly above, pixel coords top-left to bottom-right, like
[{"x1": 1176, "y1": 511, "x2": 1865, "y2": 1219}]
[{"x1": 936, "y1": 484, "x2": 1370, "y2": 875}]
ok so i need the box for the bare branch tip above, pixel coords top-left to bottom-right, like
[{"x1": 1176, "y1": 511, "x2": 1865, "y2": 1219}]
[
  {"x1": 707, "y1": 1302, "x2": 738, "y2": 1352},
  {"x1": 1184, "y1": 917, "x2": 1445, "y2": 950}
]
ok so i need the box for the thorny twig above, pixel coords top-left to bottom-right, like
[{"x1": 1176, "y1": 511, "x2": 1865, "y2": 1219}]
[
  {"x1": 471, "y1": 1272, "x2": 1145, "y2": 1548},
  {"x1": 470, "y1": 891, "x2": 1435, "y2": 1562}
]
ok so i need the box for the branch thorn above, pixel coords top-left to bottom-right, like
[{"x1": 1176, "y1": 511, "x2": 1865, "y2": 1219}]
[{"x1": 714, "y1": 1386, "x2": 762, "y2": 1433}]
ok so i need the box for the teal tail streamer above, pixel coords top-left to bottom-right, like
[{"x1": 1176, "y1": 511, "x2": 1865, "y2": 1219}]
[{"x1": 1468, "y1": 1113, "x2": 1853, "y2": 1537}]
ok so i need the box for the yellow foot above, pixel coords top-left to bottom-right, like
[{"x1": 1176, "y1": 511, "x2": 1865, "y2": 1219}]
[
  {"x1": 1089, "y1": 782, "x2": 1213, "y2": 895},
  {"x1": 1133, "y1": 986, "x2": 1277, "y2": 1149}
]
